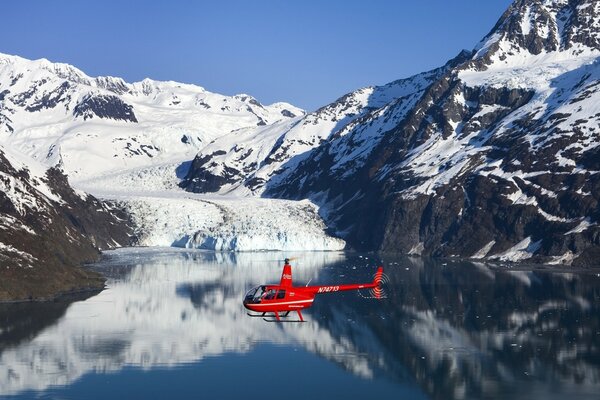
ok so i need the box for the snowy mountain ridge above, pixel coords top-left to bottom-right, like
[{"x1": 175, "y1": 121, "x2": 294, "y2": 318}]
[
  {"x1": 0, "y1": 52, "x2": 303, "y2": 181},
  {"x1": 180, "y1": 51, "x2": 470, "y2": 195},
  {"x1": 472, "y1": 0, "x2": 600, "y2": 61}
]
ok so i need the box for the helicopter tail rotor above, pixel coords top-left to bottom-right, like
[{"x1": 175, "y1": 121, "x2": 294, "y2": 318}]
[
  {"x1": 374, "y1": 267, "x2": 383, "y2": 285},
  {"x1": 370, "y1": 266, "x2": 389, "y2": 299}
]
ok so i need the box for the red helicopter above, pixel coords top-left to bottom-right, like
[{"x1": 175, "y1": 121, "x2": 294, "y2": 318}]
[{"x1": 243, "y1": 258, "x2": 384, "y2": 322}]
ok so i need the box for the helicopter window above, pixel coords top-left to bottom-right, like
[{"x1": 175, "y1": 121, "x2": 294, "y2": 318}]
[
  {"x1": 276, "y1": 290, "x2": 285, "y2": 299},
  {"x1": 244, "y1": 286, "x2": 259, "y2": 302},
  {"x1": 252, "y1": 286, "x2": 267, "y2": 303},
  {"x1": 265, "y1": 289, "x2": 277, "y2": 300}
]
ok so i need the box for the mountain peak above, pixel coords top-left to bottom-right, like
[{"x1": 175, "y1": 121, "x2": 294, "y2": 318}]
[{"x1": 473, "y1": 0, "x2": 600, "y2": 64}]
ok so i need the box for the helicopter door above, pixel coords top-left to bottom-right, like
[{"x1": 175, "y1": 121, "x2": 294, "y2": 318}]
[{"x1": 276, "y1": 289, "x2": 286, "y2": 299}]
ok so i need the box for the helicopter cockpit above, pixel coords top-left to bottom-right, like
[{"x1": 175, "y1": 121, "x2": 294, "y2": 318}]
[{"x1": 243, "y1": 286, "x2": 280, "y2": 304}]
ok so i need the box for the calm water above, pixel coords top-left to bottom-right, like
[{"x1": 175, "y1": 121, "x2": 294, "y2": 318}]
[{"x1": 1, "y1": 248, "x2": 600, "y2": 400}]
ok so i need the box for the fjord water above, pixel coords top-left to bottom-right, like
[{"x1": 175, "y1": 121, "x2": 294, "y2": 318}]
[{"x1": 1, "y1": 249, "x2": 599, "y2": 400}]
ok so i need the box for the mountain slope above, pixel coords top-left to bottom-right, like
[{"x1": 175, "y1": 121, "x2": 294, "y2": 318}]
[
  {"x1": 0, "y1": 145, "x2": 133, "y2": 300},
  {"x1": 265, "y1": 0, "x2": 600, "y2": 265},
  {"x1": 180, "y1": 51, "x2": 471, "y2": 195}
]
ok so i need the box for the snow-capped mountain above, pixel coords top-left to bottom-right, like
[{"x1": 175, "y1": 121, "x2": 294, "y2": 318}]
[
  {"x1": 3, "y1": 0, "x2": 599, "y2": 265},
  {"x1": 0, "y1": 53, "x2": 303, "y2": 182},
  {"x1": 180, "y1": 51, "x2": 471, "y2": 195},
  {"x1": 257, "y1": 0, "x2": 600, "y2": 264},
  {"x1": 0, "y1": 144, "x2": 132, "y2": 301},
  {"x1": 0, "y1": 52, "x2": 345, "y2": 258}
]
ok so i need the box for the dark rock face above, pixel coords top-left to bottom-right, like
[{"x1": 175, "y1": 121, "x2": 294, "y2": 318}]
[
  {"x1": 563, "y1": 0, "x2": 600, "y2": 51},
  {"x1": 281, "y1": 109, "x2": 297, "y2": 118},
  {"x1": 371, "y1": 65, "x2": 600, "y2": 263},
  {"x1": 73, "y1": 94, "x2": 137, "y2": 122},
  {"x1": 0, "y1": 150, "x2": 134, "y2": 301},
  {"x1": 179, "y1": 150, "x2": 240, "y2": 192},
  {"x1": 94, "y1": 77, "x2": 131, "y2": 96},
  {"x1": 25, "y1": 82, "x2": 72, "y2": 112},
  {"x1": 0, "y1": 106, "x2": 13, "y2": 134},
  {"x1": 265, "y1": 0, "x2": 600, "y2": 264}
]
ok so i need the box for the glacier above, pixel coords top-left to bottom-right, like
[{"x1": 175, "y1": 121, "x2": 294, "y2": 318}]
[{"x1": 72, "y1": 163, "x2": 346, "y2": 252}]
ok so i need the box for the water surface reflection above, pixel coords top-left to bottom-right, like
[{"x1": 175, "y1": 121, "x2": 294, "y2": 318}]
[{"x1": 0, "y1": 249, "x2": 599, "y2": 399}]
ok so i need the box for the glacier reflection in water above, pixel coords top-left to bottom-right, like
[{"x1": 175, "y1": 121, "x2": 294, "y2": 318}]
[{"x1": 1, "y1": 248, "x2": 600, "y2": 400}]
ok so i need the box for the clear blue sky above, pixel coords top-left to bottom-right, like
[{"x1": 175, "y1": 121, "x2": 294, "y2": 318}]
[{"x1": 2, "y1": 0, "x2": 513, "y2": 111}]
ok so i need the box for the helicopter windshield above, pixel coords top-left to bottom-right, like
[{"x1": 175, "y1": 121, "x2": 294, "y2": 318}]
[{"x1": 244, "y1": 286, "x2": 267, "y2": 304}]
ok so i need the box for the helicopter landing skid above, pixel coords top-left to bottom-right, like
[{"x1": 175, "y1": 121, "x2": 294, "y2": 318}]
[
  {"x1": 247, "y1": 311, "x2": 291, "y2": 318},
  {"x1": 246, "y1": 312, "x2": 266, "y2": 317},
  {"x1": 262, "y1": 318, "x2": 305, "y2": 323},
  {"x1": 262, "y1": 310, "x2": 305, "y2": 323}
]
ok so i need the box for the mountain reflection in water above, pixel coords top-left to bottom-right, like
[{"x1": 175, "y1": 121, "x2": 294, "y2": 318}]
[{"x1": 0, "y1": 248, "x2": 599, "y2": 399}]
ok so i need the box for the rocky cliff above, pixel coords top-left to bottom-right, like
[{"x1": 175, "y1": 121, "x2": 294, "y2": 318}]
[{"x1": 0, "y1": 146, "x2": 133, "y2": 301}]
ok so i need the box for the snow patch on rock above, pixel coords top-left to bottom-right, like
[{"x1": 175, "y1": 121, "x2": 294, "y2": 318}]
[
  {"x1": 471, "y1": 241, "x2": 496, "y2": 259},
  {"x1": 0, "y1": 242, "x2": 37, "y2": 266},
  {"x1": 490, "y1": 237, "x2": 542, "y2": 262}
]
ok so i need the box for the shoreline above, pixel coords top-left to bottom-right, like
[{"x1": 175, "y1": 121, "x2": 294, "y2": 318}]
[
  {"x1": 0, "y1": 285, "x2": 104, "y2": 304},
  {"x1": 2, "y1": 247, "x2": 599, "y2": 303}
]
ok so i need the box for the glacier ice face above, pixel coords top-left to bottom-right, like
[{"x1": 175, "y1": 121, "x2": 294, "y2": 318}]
[{"x1": 112, "y1": 193, "x2": 346, "y2": 251}]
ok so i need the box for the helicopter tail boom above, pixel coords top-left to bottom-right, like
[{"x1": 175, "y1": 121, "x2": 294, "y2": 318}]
[{"x1": 306, "y1": 266, "x2": 384, "y2": 294}]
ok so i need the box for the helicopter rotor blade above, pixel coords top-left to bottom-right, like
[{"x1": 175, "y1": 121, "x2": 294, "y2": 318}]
[{"x1": 262, "y1": 257, "x2": 299, "y2": 262}]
